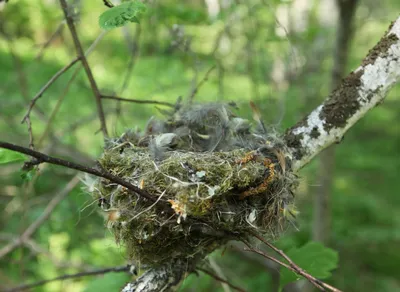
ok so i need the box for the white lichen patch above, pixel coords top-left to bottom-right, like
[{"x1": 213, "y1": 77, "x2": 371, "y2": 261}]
[{"x1": 290, "y1": 16, "x2": 400, "y2": 171}]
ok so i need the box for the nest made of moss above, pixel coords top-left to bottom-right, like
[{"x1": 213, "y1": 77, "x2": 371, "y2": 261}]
[{"x1": 88, "y1": 102, "x2": 298, "y2": 266}]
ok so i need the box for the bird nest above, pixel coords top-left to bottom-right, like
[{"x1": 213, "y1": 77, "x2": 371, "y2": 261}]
[{"x1": 87, "y1": 102, "x2": 298, "y2": 266}]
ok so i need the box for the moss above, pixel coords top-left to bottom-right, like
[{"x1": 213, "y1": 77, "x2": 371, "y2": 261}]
[
  {"x1": 87, "y1": 103, "x2": 298, "y2": 266},
  {"x1": 361, "y1": 33, "x2": 399, "y2": 67},
  {"x1": 284, "y1": 131, "x2": 305, "y2": 161},
  {"x1": 320, "y1": 70, "x2": 363, "y2": 132},
  {"x1": 310, "y1": 126, "x2": 320, "y2": 139}
]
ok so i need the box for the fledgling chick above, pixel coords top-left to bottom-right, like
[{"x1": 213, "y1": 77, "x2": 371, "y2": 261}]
[
  {"x1": 178, "y1": 103, "x2": 233, "y2": 152},
  {"x1": 149, "y1": 133, "x2": 178, "y2": 160},
  {"x1": 229, "y1": 117, "x2": 251, "y2": 134},
  {"x1": 145, "y1": 116, "x2": 166, "y2": 135}
]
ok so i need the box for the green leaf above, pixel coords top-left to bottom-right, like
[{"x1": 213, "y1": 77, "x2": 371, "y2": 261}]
[
  {"x1": 0, "y1": 149, "x2": 25, "y2": 164},
  {"x1": 279, "y1": 241, "x2": 339, "y2": 290},
  {"x1": 99, "y1": 1, "x2": 147, "y2": 30},
  {"x1": 21, "y1": 168, "x2": 37, "y2": 181}
]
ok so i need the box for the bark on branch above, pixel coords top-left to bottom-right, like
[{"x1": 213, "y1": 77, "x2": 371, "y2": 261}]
[
  {"x1": 285, "y1": 16, "x2": 400, "y2": 171},
  {"x1": 121, "y1": 260, "x2": 186, "y2": 292}
]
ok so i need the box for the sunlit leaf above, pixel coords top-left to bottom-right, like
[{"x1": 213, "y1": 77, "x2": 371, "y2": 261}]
[
  {"x1": 99, "y1": 1, "x2": 147, "y2": 30},
  {"x1": 279, "y1": 241, "x2": 339, "y2": 290},
  {"x1": 0, "y1": 149, "x2": 25, "y2": 164}
]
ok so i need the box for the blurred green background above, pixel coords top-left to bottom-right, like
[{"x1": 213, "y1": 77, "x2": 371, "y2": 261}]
[{"x1": 0, "y1": 0, "x2": 399, "y2": 291}]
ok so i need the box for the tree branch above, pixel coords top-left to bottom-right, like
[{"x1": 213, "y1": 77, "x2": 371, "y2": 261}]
[
  {"x1": 59, "y1": 0, "x2": 109, "y2": 138},
  {"x1": 121, "y1": 259, "x2": 186, "y2": 292},
  {"x1": 5, "y1": 265, "x2": 130, "y2": 292},
  {"x1": 197, "y1": 267, "x2": 247, "y2": 292},
  {"x1": 0, "y1": 141, "x2": 157, "y2": 202},
  {"x1": 36, "y1": 32, "x2": 107, "y2": 149},
  {"x1": 285, "y1": 16, "x2": 400, "y2": 171},
  {"x1": 101, "y1": 95, "x2": 175, "y2": 107},
  {"x1": 21, "y1": 57, "x2": 80, "y2": 125},
  {"x1": 246, "y1": 231, "x2": 342, "y2": 292},
  {"x1": 188, "y1": 65, "x2": 216, "y2": 103},
  {"x1": 35, "y1": 20, "x2": 66, "y2": 61}
]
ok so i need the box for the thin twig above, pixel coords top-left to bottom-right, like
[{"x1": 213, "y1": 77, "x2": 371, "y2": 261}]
[
  {"x1": 246, "y1": 231, "x2": 343, "y2": 292},
  {"x1": 4, "y1": 35, "x2": 39, "y2": 149},
  {"x1": 61, "y1": 109, "x2": 113, "y2": 135},
  {"x1": 115, "y1": 25, "x2": 142, "y2": 124},
  {"x1": 241, "y1": 244, "x2": 326, "y2": 291},
  {"x1": 4, "y1": 265, "x2": 130, "y2": 292},
  {"x1": 197, "y1": 267, "x2": 247, "y2": 292},
  {"x1": 25, "y1": 117, "x2": 34, "y2": 150},
  {"x1": 24, "y1": 239, "x2": 94, "y2": 270},
  {"x1": 36, "y1": 32, "x2": 107, "y2": 149},
  {"x1": 209, "y1": 257, "x2": 232, "y2": 292},
  {"x1": 59, "y1": 0, "x2": 109, "y2": 138},
  {"x1": 21, "y1": 57, "x2": 80, "y2": 124},
  {"x1": 119, "y1": 25, "x2": 141, "y2": 95},
  {"x1": 0, "y1": 141, "x2": 157, "y2": 203},
  {"x1": 1, "y1": 26, "x2": 61, "y2": 123},
  {"x1": 0, "y1": 175, "x2": 80, "y2": 259},
  {"x1": 35, "y1": 20, "x2": 66, "y2": 61},
  {"x1": 188, "y1": 65, "x2": 216, "y2": 103},
  {"x1": 36, "y1": 68, "x2": 81, "y2": 149},
  {"x1": 101, "y1": 95, "x2": 175, "y2": 107}
]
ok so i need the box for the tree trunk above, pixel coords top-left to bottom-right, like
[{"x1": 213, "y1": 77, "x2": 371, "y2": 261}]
[{"x1": 313, "y1": 0, "x2": 359, "y2": 244}]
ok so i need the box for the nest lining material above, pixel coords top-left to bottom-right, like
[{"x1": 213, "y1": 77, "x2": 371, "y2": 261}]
[{"x1": 88, "y1": 102, "x2": 298, "y2": 266}]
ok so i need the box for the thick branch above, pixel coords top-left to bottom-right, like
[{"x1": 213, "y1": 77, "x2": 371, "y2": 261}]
[
  {"x1": 59, "y1": 0, "x2": 109, "y2": 138},
  {"x1": 285, "y1": 17, "x2": 400, "y2": 171},
  {"x1": 121, "y1": 259, "x2": 186, "y2": 292}
]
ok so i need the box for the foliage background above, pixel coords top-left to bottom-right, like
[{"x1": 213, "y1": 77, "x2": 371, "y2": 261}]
[{"x1": 0, "y1": 0, "x2": 399, "y2": 291}]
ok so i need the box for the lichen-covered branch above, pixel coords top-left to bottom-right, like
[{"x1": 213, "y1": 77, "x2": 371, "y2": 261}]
[
  {"x1": 121, "y1": 260, "x2": 186, "y2": 292},
  {"x1": 285, "y1": 16, "x2": 400, "y2": 171}
]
